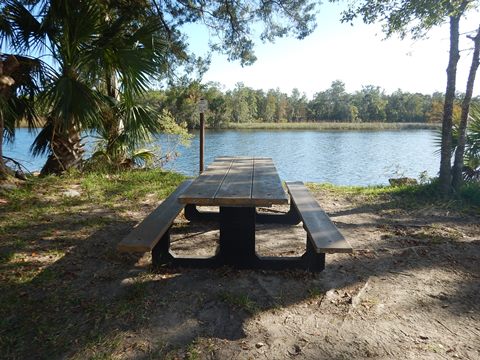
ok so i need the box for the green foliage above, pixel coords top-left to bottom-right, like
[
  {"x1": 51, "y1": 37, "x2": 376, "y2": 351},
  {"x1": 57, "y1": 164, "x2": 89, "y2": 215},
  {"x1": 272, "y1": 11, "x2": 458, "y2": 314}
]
[
  {"x1": 438, "y1": 104, "x2": 480, "y2": 181},
  {"x1": 335, "y1": 0, "x2": 477, "y2": 39},
  {"x1": 1, "y1": 0, "x2": 189, "y2": 173},
  {"x1": 461, "y1": 105, "x2": 480, "y2": 180},
  {"x1": 84, "y1": 106, "x2": 192, "y2": 172},
  {"x1": 308, "y1": 179, "x2": 479, "y2": 211},
  {"x1": 223, "y1": 121, "x2": 439, "y2": 130},
  {"x1": 138, "y1": 81, "x2": 467, "y2": 127},
  {"x1": 459, "y1": 181, "x2": 480, "y2": 206}
]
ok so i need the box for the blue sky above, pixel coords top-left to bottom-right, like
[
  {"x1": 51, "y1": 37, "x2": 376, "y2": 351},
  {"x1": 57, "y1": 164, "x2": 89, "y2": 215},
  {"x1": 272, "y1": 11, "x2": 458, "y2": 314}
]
[{"x1": 183, "y1": 2, "x2": 480, "y2": 98}]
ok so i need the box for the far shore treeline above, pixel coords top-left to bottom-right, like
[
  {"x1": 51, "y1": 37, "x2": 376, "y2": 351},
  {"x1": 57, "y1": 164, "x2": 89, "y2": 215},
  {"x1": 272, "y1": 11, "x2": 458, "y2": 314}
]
[{"x1": 138, "y1": 80, "x2": 480, "y2": 129}]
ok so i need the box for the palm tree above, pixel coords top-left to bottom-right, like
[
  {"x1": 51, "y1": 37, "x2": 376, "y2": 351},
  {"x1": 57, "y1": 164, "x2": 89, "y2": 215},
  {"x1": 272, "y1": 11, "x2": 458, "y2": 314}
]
[
  {"x1": 0, "y1": 53, "x2": 41, "y2": 179},
  {"x1": 461, "y1": 105, "x2": 480, "y2": 181},
  {"x1": 2, "y1": 0, "x2": 184, "y2": 175},
  {"x1": 2, "y1": 0, "x2": 318, "y2": 176}
]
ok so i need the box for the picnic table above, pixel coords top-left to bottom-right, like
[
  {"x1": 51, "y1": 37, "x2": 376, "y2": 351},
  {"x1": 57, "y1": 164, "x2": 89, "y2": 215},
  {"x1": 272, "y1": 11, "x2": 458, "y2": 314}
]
[{"x1": 118, "y1": 156, "x2": 352, "y2": 272}]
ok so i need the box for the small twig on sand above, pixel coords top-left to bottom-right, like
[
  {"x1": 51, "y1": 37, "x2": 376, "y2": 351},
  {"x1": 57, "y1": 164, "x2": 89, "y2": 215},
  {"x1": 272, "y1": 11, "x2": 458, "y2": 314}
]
[
  {"x1": 343, "y1": 278, "x2": 371, "y2": 323},
  {"x1": 435, "y1": 319, "x2": 456, "y2": 335},
  {"x1": 388, "y1": 271, "x2": 414, "y2": 277},
  {"x1": 351, "y1": 278, "x2": 370, "y2": 308}
]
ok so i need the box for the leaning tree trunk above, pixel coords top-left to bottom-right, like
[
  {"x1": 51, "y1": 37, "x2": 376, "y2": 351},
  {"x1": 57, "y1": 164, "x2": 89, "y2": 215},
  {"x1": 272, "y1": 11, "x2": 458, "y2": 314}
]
[
  {"x1": 0, "y1": 62, "x2": 16, "y2": 180},
  {"x1": 0, "y1": 118, "x2": 8, "y2": 180},
  {"x1": 439, "y1": 15, "x2": 462, "y2": 195},
  {"x1": 40, "y1": 126, "x2": 84, "y2": 175},
  {"x1": 452, "y1": 25, "x2": 480, "y2": 191}
]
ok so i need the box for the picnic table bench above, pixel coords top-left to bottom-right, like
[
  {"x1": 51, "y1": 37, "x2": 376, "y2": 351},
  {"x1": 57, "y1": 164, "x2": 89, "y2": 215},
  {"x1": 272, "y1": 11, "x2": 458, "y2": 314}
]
[
  {"x1": 118, "y1": 157, "x2": 352, "y2": 271},
  {"x1": 117, "y1": 180, "x2": 192, "y2": 264}
]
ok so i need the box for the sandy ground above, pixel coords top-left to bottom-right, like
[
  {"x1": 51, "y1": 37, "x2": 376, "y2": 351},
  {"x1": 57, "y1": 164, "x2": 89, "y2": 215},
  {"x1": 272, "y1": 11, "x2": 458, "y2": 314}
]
[
  {"x1": 107, "y1": 189, "x2": 480, "y2": 360},
  {"x1": 3, "y1": 185, "x2": 479, "y2": 359}
]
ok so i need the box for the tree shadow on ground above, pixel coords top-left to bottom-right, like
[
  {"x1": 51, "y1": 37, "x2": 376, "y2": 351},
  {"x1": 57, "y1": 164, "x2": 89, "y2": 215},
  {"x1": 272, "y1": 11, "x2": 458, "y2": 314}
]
[{"x1": 1, "y1": 200, "x2": 479, "y2": 359}]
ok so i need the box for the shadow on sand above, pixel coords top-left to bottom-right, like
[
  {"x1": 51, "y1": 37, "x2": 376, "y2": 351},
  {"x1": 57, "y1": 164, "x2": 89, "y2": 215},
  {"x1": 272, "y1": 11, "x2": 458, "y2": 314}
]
[{"x1": 1, "y1": 196, "x2": 479, "y2": 359}]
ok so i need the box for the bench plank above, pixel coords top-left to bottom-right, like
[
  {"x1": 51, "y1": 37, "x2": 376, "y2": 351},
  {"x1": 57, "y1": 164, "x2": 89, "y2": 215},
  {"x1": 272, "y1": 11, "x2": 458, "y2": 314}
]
[
  {"x1": 286, "y1": 181, "x2": 352, "y2": 254},
  {"x1": 118, "y1": 180, "x2": 193, "y2": 253}
]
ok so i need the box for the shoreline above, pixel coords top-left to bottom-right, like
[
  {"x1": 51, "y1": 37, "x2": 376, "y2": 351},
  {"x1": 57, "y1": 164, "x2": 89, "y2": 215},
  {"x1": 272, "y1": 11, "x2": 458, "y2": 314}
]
[
  {"x1": 17, "y1": 121, "x2": 441, "y2": 131},
  {"x1": 219, "y1": 122, "x2": 441, "y2": 130}
]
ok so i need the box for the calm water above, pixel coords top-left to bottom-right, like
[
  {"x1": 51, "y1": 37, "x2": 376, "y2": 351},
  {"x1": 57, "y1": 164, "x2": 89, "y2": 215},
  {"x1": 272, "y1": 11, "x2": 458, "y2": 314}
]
[{"x1": 4, "y1": 128, "x2": 439, "y2": 186}]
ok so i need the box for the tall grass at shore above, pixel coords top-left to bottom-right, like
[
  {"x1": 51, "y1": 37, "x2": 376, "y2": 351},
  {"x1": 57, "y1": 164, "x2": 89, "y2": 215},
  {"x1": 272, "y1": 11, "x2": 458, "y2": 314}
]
[
  {"x1": 17, "y1": 120, "x2": 440, "y2": 130},
  {"x1": 308, "y1": 180, "x2": 480, "y2": 209},
  {"x1": 221, "y1": 122, "x2": 441, "y2": 130}
]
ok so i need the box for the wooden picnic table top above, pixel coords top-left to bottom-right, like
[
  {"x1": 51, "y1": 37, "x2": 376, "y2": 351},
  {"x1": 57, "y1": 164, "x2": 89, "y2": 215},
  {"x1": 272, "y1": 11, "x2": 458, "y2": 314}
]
[{"x1": 178, "y1": 156, "x2": 289, "y2": 206}]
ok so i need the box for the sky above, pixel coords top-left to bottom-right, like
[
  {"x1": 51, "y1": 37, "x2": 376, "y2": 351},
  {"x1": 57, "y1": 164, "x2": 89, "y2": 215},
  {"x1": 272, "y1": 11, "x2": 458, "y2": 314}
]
[{"x1": 182, "y1": 2, "x2": 480, "y2": 99}]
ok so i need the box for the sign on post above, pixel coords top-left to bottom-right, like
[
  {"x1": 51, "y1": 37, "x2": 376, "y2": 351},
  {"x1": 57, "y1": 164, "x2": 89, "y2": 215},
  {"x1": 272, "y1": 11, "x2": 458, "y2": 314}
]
[{"x1": 198, "y1": 99, "x2": 208, "y2": 113}]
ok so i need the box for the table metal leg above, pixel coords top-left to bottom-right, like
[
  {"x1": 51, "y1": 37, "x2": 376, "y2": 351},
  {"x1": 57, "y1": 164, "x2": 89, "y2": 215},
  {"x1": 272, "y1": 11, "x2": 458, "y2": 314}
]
[
  {"x1": 219, "y1": 206, "x2": 259, "y2": 268},
  {"x1": 152, "y1": 207, "x2": 325, "y2": 272}
]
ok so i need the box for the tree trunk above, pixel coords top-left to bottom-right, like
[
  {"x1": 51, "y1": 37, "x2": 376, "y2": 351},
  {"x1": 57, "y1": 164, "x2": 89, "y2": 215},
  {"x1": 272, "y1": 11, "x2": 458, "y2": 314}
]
[
  {"x1": 0, "y1": 59, "x2": 15, "y2": 180},
  {"x1": 40, "y1": 126, "x2": 84, "y2": 175},
  {"x1": 452, "y1": 25, "x2": 480, "y2": 191},
  {"x1": 0, "y1": 117, "x2": 8, "y2": 180},
  {"x1": 439, "y1": 15, "x2": 461, "y2": 195}
]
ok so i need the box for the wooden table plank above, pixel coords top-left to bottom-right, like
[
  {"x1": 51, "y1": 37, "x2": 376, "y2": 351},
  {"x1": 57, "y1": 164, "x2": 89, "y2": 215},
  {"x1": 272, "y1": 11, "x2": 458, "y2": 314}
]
[
  {"x1": 178, "y1": 158, "x2": 232, "y2": 205},
  {"x1": 252, "y1": 158, "x2": 289, "y2": 205},
  {"x1": 179, "y1": 156, "x2": 287, "y2": 206},
  {"x1": 215, "y1": 157, "x2": 254, "y2": 205}
]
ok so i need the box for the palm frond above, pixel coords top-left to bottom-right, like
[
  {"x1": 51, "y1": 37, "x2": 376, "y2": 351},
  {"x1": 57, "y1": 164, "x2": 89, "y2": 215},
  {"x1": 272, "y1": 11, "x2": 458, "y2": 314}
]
[
  {"x1": 2, "y1": 0, "x2": 43, "y2": 52},
  {"x1": 0, "y1": 54, "x2": 43, "y2": 138},
  {"x1": 130, "y1": 148, "x2": 155, "y2": 167},
  {"x1": 466, "y1": 105, "x2": 480, "y2": 159},
  {"x1": 30, "y1": 120, "x2": 53, "y2": 157},
  {"x1": 40, "y1": 73, "x2": 103, "y2": 130},
  {"x1": 121, "y1": 104, "x2": 161, "y2": 145}
]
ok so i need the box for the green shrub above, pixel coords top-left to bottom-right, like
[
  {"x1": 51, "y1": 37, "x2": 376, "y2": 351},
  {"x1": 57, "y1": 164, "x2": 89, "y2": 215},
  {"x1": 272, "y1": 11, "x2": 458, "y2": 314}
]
[{"x1": 460, "y1": 181, "x2": 480, "y2": 206}]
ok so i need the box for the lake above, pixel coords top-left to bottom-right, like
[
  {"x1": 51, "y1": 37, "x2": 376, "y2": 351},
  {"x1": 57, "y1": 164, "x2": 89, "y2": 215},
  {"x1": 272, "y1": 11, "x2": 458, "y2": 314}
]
[{"x1": 4, "y1": 128, "x2": 439, "y2": 186}]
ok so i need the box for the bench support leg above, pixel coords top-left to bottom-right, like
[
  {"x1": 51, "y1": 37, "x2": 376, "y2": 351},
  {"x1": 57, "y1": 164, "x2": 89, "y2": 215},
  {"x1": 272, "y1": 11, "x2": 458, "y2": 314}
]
[
  {"x1": 301, "y1": 235, "x2": 325, "y2": 272},
  {"x1": 151, "y1": 228, "x2": 174, "y2": 267},
  {"x1": 184, "y1": 204, "x2": 219, "y2": 222}
]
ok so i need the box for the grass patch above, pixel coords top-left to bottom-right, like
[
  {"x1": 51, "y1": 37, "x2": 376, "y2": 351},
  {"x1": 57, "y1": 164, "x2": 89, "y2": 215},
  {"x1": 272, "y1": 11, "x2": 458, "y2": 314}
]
[
  {"x1": 219, "y1": 291, "x2": 260, "y2": 314},
  {"x1": 0, "y1": 169, "x2": 185, "y2": 358},
  {"x1": 221, "y1": 122, "x2": 441, "y2": 131},
  {"x1": 307, "y1": 287, "x2": 325, "y2": 298},
  {"x1": 79, "y1": 168, "x2": 186, "y2": 206},
  {"x1": 307, "y1": 180, "x2": 480, "y2": 213},
  {"x1": 185, "y1": 340, "x2": 202, "y2": 360}
]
